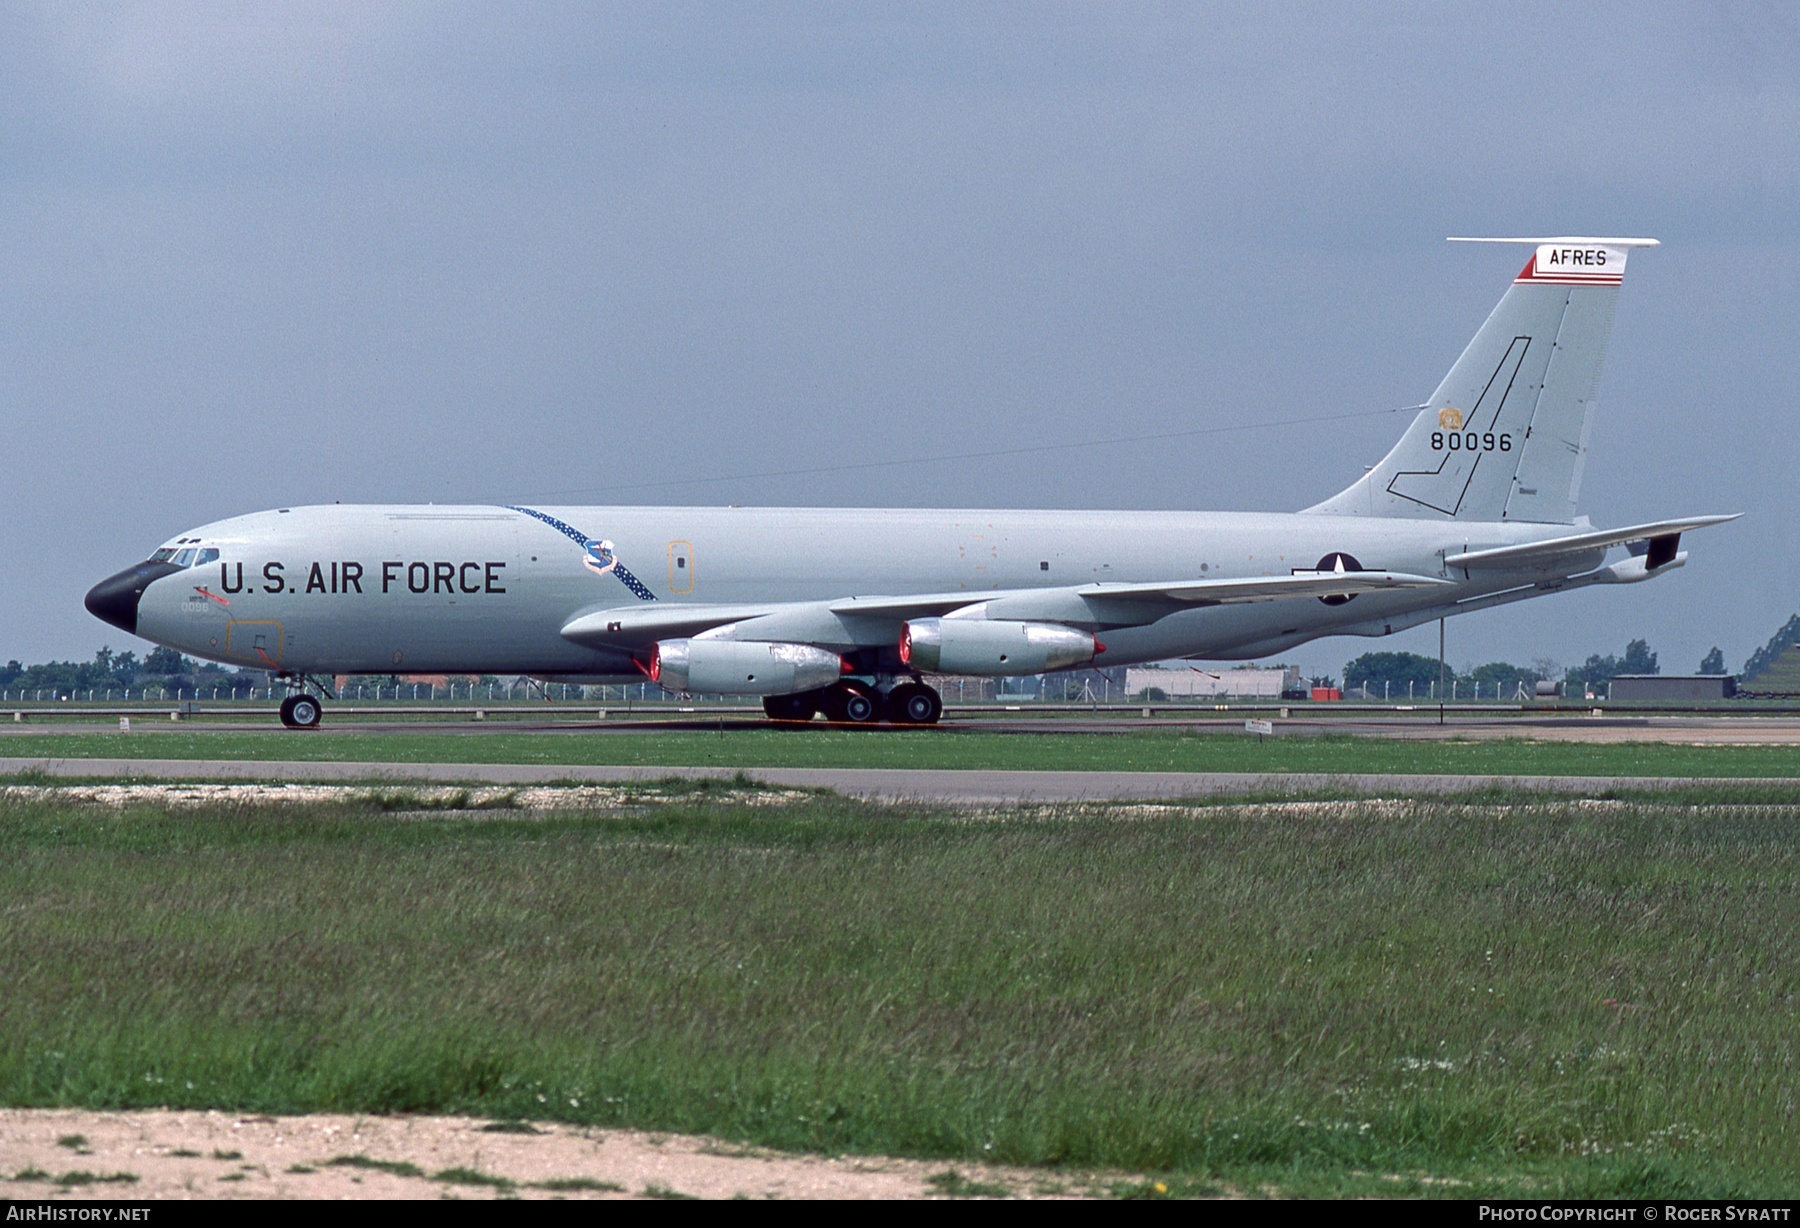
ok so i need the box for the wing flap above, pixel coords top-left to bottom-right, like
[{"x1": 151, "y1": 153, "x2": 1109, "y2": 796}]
[
  {"x1": 826, "y1": 592, "x2": 1025, "y2": 618},
  {"x1": 1445, "y1": 515, "x2": 1739, "y2": 569},
  {"x1": 1074, "y1": 571, "x2": 1451, "y2": 604}
]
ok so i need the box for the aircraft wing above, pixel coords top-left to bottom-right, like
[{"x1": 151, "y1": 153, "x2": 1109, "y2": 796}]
[
  {"x1": 825, "y1": 592, "x2": 1027, "y2": 618},
  {"x1": 561, "y1": 602, "x2": 782, "y2": 646},
  {"x1": 1444, "y1": 515, "x2": 1740, "y2": 570},
  {"x1": 831, "y1": 571, "x2": 1451, "y2": 617},
  {"x1": 1073, "y1": 570, "x2": 1450, "y2": 604},
  {"x1": 560, "y1": 571, "x2": 1448, "y2": 652},
  {"x1": 562, "y1": 593, "x2": 1035, "y2": 649}
]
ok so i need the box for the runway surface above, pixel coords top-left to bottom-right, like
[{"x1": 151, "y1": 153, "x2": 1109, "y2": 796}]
[
  {"x1": 10, "y1": 713, "x2": 1800, "y2": 742},
  {"x1": 3, "y1": 757, "x2": 1796, "y2": 802}
]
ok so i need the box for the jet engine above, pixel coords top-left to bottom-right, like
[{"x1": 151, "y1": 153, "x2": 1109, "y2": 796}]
[
  {"x1": 649, "y1": 639, "x2": 847, "y2": 695},
  {"x1": 900, "y1": 618, "x2": 1100, "y2": 676}
]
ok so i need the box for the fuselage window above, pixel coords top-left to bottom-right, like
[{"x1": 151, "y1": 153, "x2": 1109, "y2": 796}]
[{"x1": 196, "y1": 548, "x2": 220, "y2": 565}]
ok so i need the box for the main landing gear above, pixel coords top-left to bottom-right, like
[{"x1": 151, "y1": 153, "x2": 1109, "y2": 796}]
[
  {"x1": 821, "y1": 679, "x2": 881, "y2": 724},
  {"x1": 883, "y1": 681, "x2": 942, "y2": 725},
  {"x1": 761, "y1": 679, "x2": 943, "y2": 726}
]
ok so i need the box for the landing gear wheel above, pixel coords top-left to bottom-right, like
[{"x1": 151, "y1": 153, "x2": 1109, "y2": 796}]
[
  {"x1": 822, "y1": 681, "x2": 881, "y2": 724},
  {"x1": 762, "y1": 692, "x2": 818, "y2": 723},
  {"x1": 280, "y1": 693, "x2": 322, "y2": 729},
  {"x1": 884, "y1": 682, "x2": 943, "y2": 725}
]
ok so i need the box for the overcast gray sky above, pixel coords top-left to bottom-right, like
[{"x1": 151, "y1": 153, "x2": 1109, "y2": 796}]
[{"x1": 3, "y1": 2, "x2": 1795, "y2": 678}]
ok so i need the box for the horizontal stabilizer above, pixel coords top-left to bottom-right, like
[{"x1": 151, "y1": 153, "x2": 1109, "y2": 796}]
[
  {"x1": 1444, "y1": 515, "x2": 1739, "y2": 570},
  {"x1": 1447, "y1": 235, "x2": 1660, "y2": 247}
]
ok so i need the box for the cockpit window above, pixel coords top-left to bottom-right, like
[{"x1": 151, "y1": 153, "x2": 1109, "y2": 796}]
[{"x1": 150, "y1": 544, "x2": 218, "y2": 567}]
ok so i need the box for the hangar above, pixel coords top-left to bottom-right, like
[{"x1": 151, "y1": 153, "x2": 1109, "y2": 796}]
[{"x1": 1608, "y1": 675, "x2": 1736, "y2": 701}]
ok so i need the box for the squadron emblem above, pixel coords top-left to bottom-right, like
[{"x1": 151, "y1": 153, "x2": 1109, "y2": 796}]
[{"x1": 583, "y1": 539, "x2": 619, "y2": 577}]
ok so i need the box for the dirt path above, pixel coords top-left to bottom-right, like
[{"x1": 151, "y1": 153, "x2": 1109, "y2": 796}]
[{"x1": 0, "y1": 1109, "x2": 1102, "y2": 1200}]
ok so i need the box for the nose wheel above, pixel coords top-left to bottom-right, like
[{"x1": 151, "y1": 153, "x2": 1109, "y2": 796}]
[{"x1": 279, "y1": 693, "x2": 323, "y2": 729}]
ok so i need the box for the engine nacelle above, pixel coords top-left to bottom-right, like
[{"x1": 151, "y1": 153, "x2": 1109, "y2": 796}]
[
  {"x1": 649, "y1": 639, "x2": 847, "y2": 696},
  {"x1": 900, "y1": 618, "x2": 1099, "y2": 676}
]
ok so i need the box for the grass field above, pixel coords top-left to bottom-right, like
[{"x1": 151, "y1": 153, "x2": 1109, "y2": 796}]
[
  {"x1": 5, "y1": 727, "x2": 1800, "y2": 779},
  {"x1": 3, "y1": 785, "x2": 1797, "y2": 1197}
]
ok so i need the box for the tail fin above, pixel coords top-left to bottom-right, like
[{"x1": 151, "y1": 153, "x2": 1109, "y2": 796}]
[{"x1": 1305, "y1": 237, "x2": 1657, "y2": 523}]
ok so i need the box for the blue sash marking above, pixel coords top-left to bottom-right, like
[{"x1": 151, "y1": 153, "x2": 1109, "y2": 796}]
[{"x1": 509, "y1": 506, "x2": 658, "y2": 602}]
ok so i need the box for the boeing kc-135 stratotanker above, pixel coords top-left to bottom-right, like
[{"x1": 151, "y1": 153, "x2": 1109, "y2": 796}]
[{"x1": 86, "y1": 237, "x2": 1737, "y2": 728}]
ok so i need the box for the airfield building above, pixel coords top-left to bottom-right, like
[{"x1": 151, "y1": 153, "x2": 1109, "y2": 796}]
[
  {"x1": 1608, "y1": 675, "x2": 1736, "y2": 701},
  {"x1": 1125, "y1": 664, "x2": 1299, "y2": 699}
]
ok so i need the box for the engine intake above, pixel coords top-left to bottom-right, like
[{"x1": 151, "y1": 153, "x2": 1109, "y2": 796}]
[
  {"x1": 900, "y1": 618, "x2": 1099, "y2": 676},
  {"x1": 649, "y1": 639, "x2": 847, "y2": 696}
]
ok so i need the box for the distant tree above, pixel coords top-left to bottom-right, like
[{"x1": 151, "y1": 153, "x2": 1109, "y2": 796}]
[
  {"x1": 1620, "y1": 638, "x2": 1659, "y2": 675},
  {"x1": 1566, "y1": 639, "x2": 1659, "y2": 691},
  {"x1": 12, "y1": 659, "x2": 113, "y2": 698},
  {"x1": 0, "y1": 650, "x2": 265, "y2": 698},
  {"x1": 1740, "y1": 615, "x2": 1800, "y2": 684},
  {"x1": 1470, "y1": 661, "x2": 1541, "y2": 698},
  {"x1": 1567, "y1": 652, "x2": 1619, "y2": 690},
  {"x1": 143, "y1": 646, "x2": 188, "y2": 676},
  {"x1": 110, "y1": 650, "x2": 138, "y2": 684},
  {"x1": 1699, "y1": 647, "x2": 1727, "y2": 675},
  {"x1": 1343, "y1": 652, "x2": 1445, "y2": 696}
]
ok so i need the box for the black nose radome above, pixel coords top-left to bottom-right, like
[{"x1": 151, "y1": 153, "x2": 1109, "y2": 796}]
[{"x1": 84, "y1": 561, "x2": 184, "y2": 635}]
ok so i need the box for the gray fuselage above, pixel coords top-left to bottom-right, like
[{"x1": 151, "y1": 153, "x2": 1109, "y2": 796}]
[{"x1": 119, "y1": 503, "x2": 1599, "y2": 680}]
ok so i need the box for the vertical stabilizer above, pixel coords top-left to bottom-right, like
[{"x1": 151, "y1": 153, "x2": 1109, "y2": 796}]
[{"x1": 1305, "y1": 237, "x2": 1656, "y2": 523}]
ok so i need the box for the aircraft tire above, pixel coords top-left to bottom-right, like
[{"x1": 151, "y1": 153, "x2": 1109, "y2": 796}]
[
  {"x1": 824, "y1": 681, "x2": 880, "y2": 724},
  {"x1": 762, "y1": 692, "x2": 817, "y2": 723},
  {"x1": 884, "y1": 682, "x2": 942, "y2": 725},
  {"x1": 280, "y1": 694, "x2": 322, "y2": 730}
]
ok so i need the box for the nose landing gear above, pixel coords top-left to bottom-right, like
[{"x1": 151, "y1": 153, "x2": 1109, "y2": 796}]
[
  {"x1": 279, "y1": 693, "x2": 322, "y2": 729},
  {"x1": 275, "y1": 673, "x2": 331, "y2": 729}
]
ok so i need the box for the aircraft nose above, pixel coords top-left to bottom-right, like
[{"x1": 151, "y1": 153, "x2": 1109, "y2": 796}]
[{"x1": 84, "y1": 561, "x2": 184, "y2": 635}]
